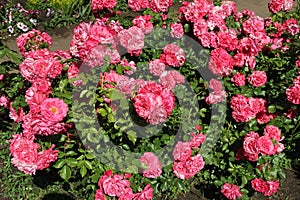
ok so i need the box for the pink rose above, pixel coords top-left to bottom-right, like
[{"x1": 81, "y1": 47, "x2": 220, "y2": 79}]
[
  {"x1": 208, "y1": 48, "x2": 233, "y2": 77},
  {"x1": 251, "y1": 178, "x2": 279, "y2": 196},
  {"x1": 118, "y1": 26, "x2": 145, "y2": 56},
  {"x1": 102, "y1": 174, "x2": 131, "y2": 197},
  {"x1": 139, "y1": 152, "x2": 162, "y2": 178},
  {"x1": 170, "y1": 23, "x2": 184, "y2": 38},
  {"x1": 257, "y1": 136, "x2": 275, "y2": 155},
  {"x1": 148, "y1": 0, "x2": 172, "y2": 12},
  {"x1": 133, "y1": 81, "x2": 175, "y2": 125},
  {"x1": 128, "y1": 0, "x2": 149, "y2": 11},
  {"x1": 268, "y1": 0, "x2": 284, "y2": 13},
  {"x1": 91, "y1": 0, "x2": 117, "y2": 11},
  {"x1": 286, "y1": 84, "x2": 300, "y2": 104},
  {"x1": 94, "y1": 189, "x2": 106, "y2": 200},
  {"x1": 148, "y1": 59, "x2": 166, "y2": 76},
  {"x1": 160, "y1": 43, "x2": 185, "y2": 67},
  {"x1": 221, "y1": 183, "x2": 242, "y2": 200},
  {"x1": 0, "y1": 95, "x2": 9, "y2": 108},
  {"x1": 173, "y1": 154, "x2": 205, "y2": 179},
  {"x1": 209, "y1": 79, "x2": 223, "y2": 94},
  {"x1": 134, "y1": 184, "x2": 154, "y2": 200},
  {"x1": 40, "y1": 98, "x2": 68, "y2": 122},
  {"x1": 205, "y1": 91, "x2": 227, "y2": 105},
  {"x1": 231, "y1": 72, "x2": 246, "y2": 86},
  {"x1": 243, "y1": 132, "x2": 259, "y2": 161},
  {"x1": 132, "y1": 15, "x2": 153, "y2": 34},
  {"x1": 172, "y1": 141, "x2": 192, "y2": 161},
  {"x1": 247, "y1": 71, "x2": 267, "y2": 87},
  {"x1": 188, "y1": 132, "x2": 206, "y2": 148},
  {"x1": 159, "y1": 70, "x2": 184, "y2": 90},
  {"x1": 263, "y1": 125, "x2": 281, "y2": 142}
]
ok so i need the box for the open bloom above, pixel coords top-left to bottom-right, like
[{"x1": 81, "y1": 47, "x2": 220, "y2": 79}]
[
  {"x1": 40, "y1": 98, "x2": 68, "y2": 122},
  {"x1": 221, "y1": 183, "x2": 242, "y2": 200}
]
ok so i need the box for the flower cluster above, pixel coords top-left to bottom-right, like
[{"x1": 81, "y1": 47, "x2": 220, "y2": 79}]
[
  {"x1": 91, "y1": 0, "x2": 117, "y2": 12},
  {"x1": 16, "y1": 29, "x2": 52, "y2": 56},
  {"x1": 139, "y1": 152, "x2": 162, "y2": 178},
  {"x1": 172, "y1": 131, "x2": 206, "y2": 179},
  {"x1": 286, "y1": 73, "x2": 300, "y2": 104},
  {"x1": 133, "y1": 81, "x2": 175, "y2": 125},
  {"x1": 128, "y1": 0, "x2": 172, "y2": 12},
  {"x1": 237, "y1": 125, "x2": 284, "y2": 162},
  {"x1": 251, "y1": 178, "x2": 280, "y2": 196},
  {"x1": 95, "y1": 170, "x2": 154, "y2": 200},
  {"x1": 6, "y1": 30, "x2": 72, "y2": 174}
]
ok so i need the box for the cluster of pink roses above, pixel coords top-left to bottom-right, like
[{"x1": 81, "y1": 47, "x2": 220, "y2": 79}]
[
  {"x1": 5, "y1": 30, "x2": 72, "y2": 175},
  {"x1": 172, "y1": 131, "x2": 206, "y2": 179},
  {"x1": 91, "y1": 0, "x2": 117, "y2": 12},
  {"x1": 230, "y1": 94, "x2": 270, "y2": 123},
  {"x1": 133, "y1": 81, "x2": 175, "y2": 125},
  {"x1": 268, "y1": 0, "x2": 294, "y2": 13},
  {"x1": 16, "y1": 29, "x2": 52, "y2": 56},
  {"x1": 95, "y1": 170, "x2": 153, "y2": 200},
  {"x1": 251, "y1": 178, "x2": 280, "y2": 196},
  {"x1": 236, "y1": 125, "x2": 284, "y2": 162},
  {"x1": 286, "y1": 73, "x2": 300, "y2": 104},
  {"x1": 128, "y1": 0, "x2": 172, "y2": 12}
]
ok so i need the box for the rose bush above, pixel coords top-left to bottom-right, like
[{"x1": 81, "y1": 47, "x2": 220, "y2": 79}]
[{"x1": 0, "y1": 0, "x2": 299, "y2": 199}]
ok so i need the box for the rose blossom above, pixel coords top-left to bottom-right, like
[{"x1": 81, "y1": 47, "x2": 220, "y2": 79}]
[
  {"x1": 134, "y1": 184, "x2": 154, "y2": 200},
  {"x1": 257, "y1": 136, "x2": 275, "y2": 155},
  {"x1": 247, "y1": 71, "x2": 267, "y2": 87},
  {"x1": 102, "y1": 174, "x2": 131, "y2": 197},
  {"x1": 9, "y1": 134, "x2": 58, "y2": 175},
  {"x1": 0, "y1": 95, "x2": 9, "y2": 108},
  {"x1": 243, "y1": 132, "x2": 259, "y2": 161},
  {"x1": 205, "y1": 91, "x2": 227, "y2": 105},
  {"x1": 221, "y1": 183, "x2": 242, "y2": 200},
  {"x1": 208, "y1": 48, "x2": 233, "y2": 76},
  {"x1": 148, "y1": 0, "x2": 172, "y2": 12},
  {"x1": 148, "y1": 59, "x2": 166, "y2": 76},
  {"x1": 263, "y1": 125, "x2": 281, "y2": 142},
  {"x1": 160, "y1": 43, "x2": 185, "y2": 67},
  {"x1": 133, "y1": 81, "x2": 175, "y2": 124},
  {"x1": 94, "y1": 189, "x2": 106, "y2": 200},
  {"x1": 231, "y1": 72, "x2": 246, "y2": 86},
  {"x1": 9, "y1": 103, "x2": 25, "y2": 123},
  {"x1": 40, "y1": 98, "x2": 68, "y2": 122},
  {"x1": 159, "y1": 70, "x2": 185, "y2": 90},
  {"x1": 118, "y1": 26, "x2": 145, "y2": 56},
  {"x1": 286, "y1": 84, "x2": 300, "y2": 104},
  {"x1": 188, "y1": 132, "x2": 206, "y2": 148},
  {"x1": 91, "y1": 0, "x2": 117, "y2": 11},
  {"x1": 170, "y1": 23, "x2": 184, "y2": 38},
  {"x1": 132, "y1": 15, "x2": 153, "y2": 34},
  {"x1": 139, "y1": 152, "x2": 162, "y2": 178},
  {"x1": 268, "y1": 0, "x2": 284, "y2": 13},
  {"x1": 128, "y1": 0, "x2": 149, "y2": 11},
  {"x1": 209, "y1": 79, "x2": 223, "y2": 94},
  {"x1": 283, "y1": 18, "x2": 299, "y2": 36},
  {"x1": 172, "y1": 141, "x2": 192, "y2": 161},
  {"x1": 173, "y1": 154, "x2": 205, "y2": 179},
  {"x1": 251, "y1": 178, "x2": 280, "y2": 196}
]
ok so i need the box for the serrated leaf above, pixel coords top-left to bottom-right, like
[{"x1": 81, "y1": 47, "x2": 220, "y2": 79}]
[{"x1": 60, "y1": 165, "x2": 71, "y2": 181}]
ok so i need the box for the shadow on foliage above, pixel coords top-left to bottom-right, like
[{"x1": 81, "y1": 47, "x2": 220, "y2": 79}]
[{"x1": 41, "y1": 193, "x2": 75, "y2": 200}]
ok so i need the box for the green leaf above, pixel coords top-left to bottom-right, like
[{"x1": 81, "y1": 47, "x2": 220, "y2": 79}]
[
  {"x1": 127, "y1": 130, "x2": 137, "y2": 144},
  {"x1": 0, "y1": 49, "x2": 6, "y2": 59},
  {"x1": 84, "y1": 160, "x2": 93, "y2": 170},
  {"x1": 60, "y1": 165, "x2": 71, "y2": 181},
  {"x1": 53, "y1": 159, "x2": 64, "y2": 169},
  {"x1": 80, "y1": 166, "x2": 87, "y2": 177},
  {"x1": 241, "y1": 175, "x2": 248, "y2": 187},
  {"x1": 66, "y1": 158, "x2": 78, "y2": 167},
  {"x1": 268, "y1": 105, "x2": 276, "y2": 113},
  {"x1": 98, "y1": 108, "x2": 107, "y2": 117}
]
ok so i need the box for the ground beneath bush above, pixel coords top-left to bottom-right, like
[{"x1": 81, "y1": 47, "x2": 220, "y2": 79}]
[{"x1": 1, "y1": 1, "x2": 300, "y2": 199}]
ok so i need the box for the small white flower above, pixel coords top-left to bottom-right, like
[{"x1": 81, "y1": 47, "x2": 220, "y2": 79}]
[
  {"x1": 29, "y1": 18, "x2": 37, "y2": 26},
  {"x1": 8, "y1": 26, "x2": 14, "y2": 33},
  {"x1": 17, "y1": 22, "x2": 28, "y2": 32}
]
